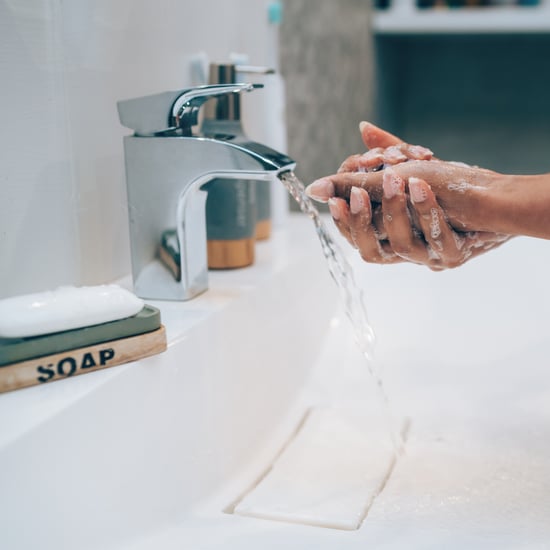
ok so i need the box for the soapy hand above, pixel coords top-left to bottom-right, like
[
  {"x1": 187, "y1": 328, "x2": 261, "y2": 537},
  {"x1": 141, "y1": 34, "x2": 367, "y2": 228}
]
[
  {"x1": 305, "y1": 121, "x2": 516, "y2": 270},
  {"x1": 328, "y1": 169, "x2": 511, "y2": 270}
]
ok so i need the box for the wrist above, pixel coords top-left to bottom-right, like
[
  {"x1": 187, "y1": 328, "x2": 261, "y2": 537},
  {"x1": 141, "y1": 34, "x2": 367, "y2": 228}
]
[{"x1": 488, "y1": 173, "x2": 550, "y2": 239}]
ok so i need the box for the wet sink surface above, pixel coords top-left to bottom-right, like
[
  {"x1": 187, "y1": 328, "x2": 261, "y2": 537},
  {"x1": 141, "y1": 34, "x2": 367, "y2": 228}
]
[{"x1": 125, "y1": 231, "x2": 550, "y2": 550}]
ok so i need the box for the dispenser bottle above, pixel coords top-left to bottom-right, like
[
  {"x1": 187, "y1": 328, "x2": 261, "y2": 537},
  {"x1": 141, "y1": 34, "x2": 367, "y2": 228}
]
[
  {"x1": 236, "y1": 1, "x2": 289, "y2": 236},
  {"x1": 202, "y1": 63, "x2": 256, "y2": 269},
  {"x1": 235, "y1": 64, "x2": 276, "y2": 241}
]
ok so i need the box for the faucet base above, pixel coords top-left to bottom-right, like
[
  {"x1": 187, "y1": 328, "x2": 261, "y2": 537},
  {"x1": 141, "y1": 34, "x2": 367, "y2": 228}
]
[{"x1": 134, "y1": 259, "x2": 208, "y2": 301}]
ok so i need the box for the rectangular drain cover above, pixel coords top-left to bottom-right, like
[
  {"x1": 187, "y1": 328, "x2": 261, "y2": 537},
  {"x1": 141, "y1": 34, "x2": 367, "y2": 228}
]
[{"x1": 232, "y1": 407, "x2": 401, "y2": 530}]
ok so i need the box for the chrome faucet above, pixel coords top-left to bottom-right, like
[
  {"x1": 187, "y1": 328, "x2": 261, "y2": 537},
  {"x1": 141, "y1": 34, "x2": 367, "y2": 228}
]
[{"x1": 117, "y1": 84, "x2": 296, "y2": 301}]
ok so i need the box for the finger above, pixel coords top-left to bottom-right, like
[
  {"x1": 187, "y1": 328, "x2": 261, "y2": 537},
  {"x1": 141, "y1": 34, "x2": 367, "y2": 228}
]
[
  {"x1": 338, "y1": 154, "x2": 362, "y2": 174},
  {"x1": 372, "y1": 204, "x2": 387, "y2": 240},
  {"x1": 406, "y1": 144, "x2": 435, "y2": 161},
  {"x1": 382, "y1": 145, "x2": 408, "y2": 165},
  {"x1": 327, "y1": 197, "x2": 354, "y2": 247},
  {"x1": 408, "y1": 177, "x2": 465, "y2": 268},
  {"x1": 305, "y1": 176, "x2": 336, "y2": 203},
  {"x1": 307, "y1": 172, "x2": 385, "y2": 203},
  {"x1": 359, "y1": 121, "x2": 403, "y2": 149},
  {"x1": 382, "y1": 144, "x2": 434, "y2": 165},
  {"x1": 382, "y1": 170, "x2": 437, "y2": 266},
  {"x1": 316, "y1": 159, "x2": 448, "y2": 203},
  {"x1": 337, "y1": 148, "x2": 384, "y2": 173},
  {"x1": 306, "y1": 159, "x2": 441, "y2": 203},
  {"x1": 338, "y1": 143, "x2": 435, "y2": 174},
  {"x1": 349, "y1": 187, "x2": 402, "y2": 264}
]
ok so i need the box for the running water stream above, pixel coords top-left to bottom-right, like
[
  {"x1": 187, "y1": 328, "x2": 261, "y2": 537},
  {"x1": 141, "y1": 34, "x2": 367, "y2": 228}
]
[{"x1": 279, "y1": 170, "x2": 404, "y2": 454}]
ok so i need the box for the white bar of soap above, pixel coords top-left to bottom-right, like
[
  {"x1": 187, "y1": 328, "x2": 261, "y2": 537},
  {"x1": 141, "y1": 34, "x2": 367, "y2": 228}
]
[{"x1": 0, "y1": 285, "x2": 144, "y2": 338}]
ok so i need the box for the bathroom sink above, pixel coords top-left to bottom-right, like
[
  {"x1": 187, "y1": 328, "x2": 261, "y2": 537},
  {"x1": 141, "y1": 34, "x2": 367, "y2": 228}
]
[{"x1": 1, "y1": 214, "x2": 550, "y2": 549}]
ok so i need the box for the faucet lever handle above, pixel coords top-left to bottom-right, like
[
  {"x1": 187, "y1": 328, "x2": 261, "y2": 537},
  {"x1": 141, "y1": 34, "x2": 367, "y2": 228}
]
[
  {"x1": 172, "y1": 83, "x2": 261, "y2": 135},
  {"x1": 117, "y1": 83, "x2": 262, "y2": 136}
]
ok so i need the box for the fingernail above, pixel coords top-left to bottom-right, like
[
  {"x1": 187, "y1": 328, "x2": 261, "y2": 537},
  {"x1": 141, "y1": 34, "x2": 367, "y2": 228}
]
[
  {"x1": 349, "y1": 187, "x2": 364, "y2": 215},
  {"x1": 360, "y1": 149, "x2": 384, "y2": 168},
  {"x1": 328, "y1": 198, "x2": 341, "y2": 220},
  {"x1": 305, "y1": 177, "x2": 335, "y2": 203},
  {"x1": 382, "y1": 169, "x2": 403, "y2": 199},
  {"x1": 409, "y1": 177, "x2": 428, "y2": 203},
  {"x1": 383, "y1": 145, "x2": 408, "y2": 165},
  {"x1": 359, "y1": 121, "x2": 369, "y2": 134},
  {"x1": 408, "y1": 145, "x2": 434, "y2": 160}
]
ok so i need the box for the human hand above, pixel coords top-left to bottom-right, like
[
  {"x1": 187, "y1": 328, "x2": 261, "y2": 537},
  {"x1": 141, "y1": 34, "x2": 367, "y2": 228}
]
[
  {"x1": 325, "y1": 169, "x2": 511, "y2": 270},
  {"x1": 305, "y1": 122, "x2": 513, "y2": 269},
  {"x1": 336, "y1": 121, "x2": 434, "y2": 173}
]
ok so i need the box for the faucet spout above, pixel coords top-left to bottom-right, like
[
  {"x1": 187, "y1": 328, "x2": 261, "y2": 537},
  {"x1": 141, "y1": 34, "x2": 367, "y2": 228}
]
[{"x1": 172, "y1": 139, "x2": 294, "y2": 301}]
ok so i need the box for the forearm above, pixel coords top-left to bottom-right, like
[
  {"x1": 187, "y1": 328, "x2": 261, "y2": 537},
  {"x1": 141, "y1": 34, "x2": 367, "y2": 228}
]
[
  {"x1": 307, "y1": 161, "x2": 550, "y2": 240},
  {"x1": 487, "y1": 173, "x2": 550, "y2": 239}
]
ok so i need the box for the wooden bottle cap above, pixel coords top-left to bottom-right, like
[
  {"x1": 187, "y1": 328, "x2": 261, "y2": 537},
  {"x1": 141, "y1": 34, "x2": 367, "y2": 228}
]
[
  {"x1": 207, "y1": 238, "x2": 255, "y2": 269},
  {"x1": 255, "y1": 219, "x2": 272, "y2": 241}
]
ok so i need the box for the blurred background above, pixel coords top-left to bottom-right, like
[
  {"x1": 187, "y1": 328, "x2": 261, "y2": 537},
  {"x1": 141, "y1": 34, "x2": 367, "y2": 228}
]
[
  {"x1": 281, "y1": 0, "x2": 550, "y2": 186},
  {"x1": 1, "y1": 0, "x2": 549, "y2": 297}
]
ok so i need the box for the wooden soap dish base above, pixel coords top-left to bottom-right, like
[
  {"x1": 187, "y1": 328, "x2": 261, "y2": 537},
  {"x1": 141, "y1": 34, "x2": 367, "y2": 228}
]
[{"x1": 0, "y1": 326, "x2": 167, "y2": 394}]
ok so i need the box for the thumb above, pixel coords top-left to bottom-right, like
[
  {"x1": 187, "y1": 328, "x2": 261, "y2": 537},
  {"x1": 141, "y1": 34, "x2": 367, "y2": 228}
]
[{"x1": 360, "y1": 121, "x2": 403, "y2": 149}]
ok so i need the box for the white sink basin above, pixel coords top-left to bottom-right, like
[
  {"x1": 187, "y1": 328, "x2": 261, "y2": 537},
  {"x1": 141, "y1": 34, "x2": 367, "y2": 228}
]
[{"x1": 1, "y1": 214, "x2": 550, "y2": 549}]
